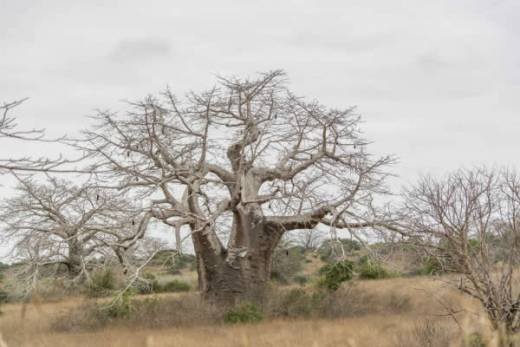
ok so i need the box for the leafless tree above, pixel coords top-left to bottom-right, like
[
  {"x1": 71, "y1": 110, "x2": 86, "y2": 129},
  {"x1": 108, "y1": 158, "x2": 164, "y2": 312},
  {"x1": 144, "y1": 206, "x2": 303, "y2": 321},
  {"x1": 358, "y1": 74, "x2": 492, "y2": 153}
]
[
  {"x1": 291, "y1": 228, "x2": 326, "y2": 251},
  {"x1": 0, "y1": 174, "x2": 151, "y2": 285},
  {"x1": 403, "y1": 167, "x2": 520, "y2": 334},
  {"x1": 75, "y1": 70, "x2": 394, "y2": 304}
]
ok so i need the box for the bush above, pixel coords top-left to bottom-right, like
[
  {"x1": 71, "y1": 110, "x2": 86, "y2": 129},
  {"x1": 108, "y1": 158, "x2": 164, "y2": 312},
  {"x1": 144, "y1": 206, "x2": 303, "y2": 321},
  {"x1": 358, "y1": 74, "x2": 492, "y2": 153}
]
[
  {"x1": 271, "y1": 246, "x2": 306, "y2": 284},
  {"x1": 318, "y1": 260, "x2": 354, "y2": 291},
  {"x1": 294, "y1": 275, "x2": 308, "y2": 286},
  {"x1": 271, "y1": 288, "x2": 326, "y2": 318},
  {"x1": 357, "y1": 256, "x2": 392, "y2": 279},
  {"x1": 87, "y1": 269, "x2": 117, "y2": 297},
  {"x1": 0, "y1": 265, "x2": 8, "y2": 304},
  {"x1": 149, "y1": 251, "x2": 196, "y2": 274},
  {"x1": 54, "y1": 290, "x2": 136, "y2": 330},
  {"x1": 417, "y1": 256, "x2": 444, "y2": 276},
  {"x1": 135, "y1": 275, "x2": 190, "y2": 294},
  {"x1": 465, "y1": 333, "x2": 486, "y2": 347},
  {"x1": 150, "y1": 250, "x2": 175, "y2": 266},
  {"x1": 106, "y1": 291, "x2": 134, "y2": 319},
  {"x1": 224, "y1": 303, "x2": 264, "y2": 324},
  {"x1": 168, "y1": 254, "x2": 197, "y2": 274},
  {"x1": 0, "y1": 289, "x2": 9, "y2": 304},
  {"x1": 268, "y1": 284, "x2": 411, "y2": 319},
  {"x1": 157, "y1": 279, "x2": 191, "y2": 293},
  {"x1": 134, "y1": 273, "x2": 159, "y2": 294},
  {"x1": 0, "y1": 262, "x2": 8, "y2": 281},
  {"x1": 53, "y1": 293, "x2": 221, "y2": 332},
  {"x1": 276, "y1": 288, "x2": 311, "y2": 316}
]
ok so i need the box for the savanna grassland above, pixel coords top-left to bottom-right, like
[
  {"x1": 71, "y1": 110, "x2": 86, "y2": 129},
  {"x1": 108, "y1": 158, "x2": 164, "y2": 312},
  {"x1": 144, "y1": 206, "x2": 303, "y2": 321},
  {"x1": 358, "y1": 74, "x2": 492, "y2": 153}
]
[
  {"x1": 0, "y1": 251, "x2": 499, "y2": 347},
  {"x1": 0, "y1": 277, "x2": 487, "y2": 347}
]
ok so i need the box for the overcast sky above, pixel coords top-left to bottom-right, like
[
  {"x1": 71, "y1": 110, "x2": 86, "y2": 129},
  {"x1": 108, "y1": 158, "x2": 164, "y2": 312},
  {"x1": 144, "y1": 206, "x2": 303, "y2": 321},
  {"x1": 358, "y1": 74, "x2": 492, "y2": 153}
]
[{"x1": 1, "y1": 0, "x2": 519, "y2": 188}]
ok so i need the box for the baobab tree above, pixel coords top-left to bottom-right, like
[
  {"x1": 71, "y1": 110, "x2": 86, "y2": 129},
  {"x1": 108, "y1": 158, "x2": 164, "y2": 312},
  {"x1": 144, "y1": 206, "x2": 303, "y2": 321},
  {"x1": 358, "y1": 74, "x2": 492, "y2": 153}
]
[
  {"x1": 77, "y1": 70, "x2": 394, "y2": 304},
  {"x1": 403, "y1": 168, "x2": 520, "y2": 336},
  {"x1": 0, "y1": 174, "x2": 151, "y2": 282}
]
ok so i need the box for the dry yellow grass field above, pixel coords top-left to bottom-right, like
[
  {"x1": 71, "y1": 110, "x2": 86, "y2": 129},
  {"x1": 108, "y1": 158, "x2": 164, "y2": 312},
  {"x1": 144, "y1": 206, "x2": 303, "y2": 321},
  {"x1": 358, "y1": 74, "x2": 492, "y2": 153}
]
[{"x1": 0, "y1": 277, "x2": 496, "y2": 347}]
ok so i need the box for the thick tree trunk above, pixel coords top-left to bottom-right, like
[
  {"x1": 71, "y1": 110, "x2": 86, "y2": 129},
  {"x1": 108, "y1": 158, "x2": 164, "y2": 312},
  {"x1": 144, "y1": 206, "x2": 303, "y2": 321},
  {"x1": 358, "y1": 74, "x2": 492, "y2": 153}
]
[
  {"x1": 186, "y1": 168, "x2": 287, "y2": 305},
  {"x1": 174, "y1": 226, "x2": 182, "y2": 255},
  {"x1": 199, "y1": 251, "x2": 271, "y2": 305},
  {"x1": 67, "y1": 239, "x2": 83, "y2": 278},
  {"x1": 193, "y1": 203, "x2": 283, "y2": 306}
]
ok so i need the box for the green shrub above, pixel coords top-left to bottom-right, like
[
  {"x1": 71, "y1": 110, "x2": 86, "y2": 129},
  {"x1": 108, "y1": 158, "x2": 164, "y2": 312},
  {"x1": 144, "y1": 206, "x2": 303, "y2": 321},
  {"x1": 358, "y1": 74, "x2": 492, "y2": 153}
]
[
  {"x1": 87, "y1": 269, "x2": 117, "y2": 297},
  {"x1": 318, "y1": 260, "x2": 354, "y2": 291},
  {"x1": 150, "y1": 251, "x2": 196, "y2": 274},
  {"x1": 135, "y1": 275, "x2": 190, "y2": 294},
  {"x1": 0, "y1": 289, "x2": 8, "y2": 304},
  {"x1": 169, "y1": 254, "x2": 197, "y2": 274},
  {"x1": 0, "y1": 262, "x2": 8, "y2": 280},
  {"x1": 465, "y1": 332, "x2": 486, "y2": 347},
  {"x1": 294, "y1": 275, "x2": 308, "y2": 286},
  {"x1": 157, "y1": 279, "x2": 191, "y2": 293},
  {"x1": 224, "y1": 303, "x2": 264, "y2": 324},
  {"x1": 106, "y1": 291, "x2": 134, "y2": 319},
  {"x1": 357, "y1": 257, "x2": 391, "y2": 279},
  {"x1": 270, "y1": 271, "x2": 289, "y2": 284},
  {"x1": 412, "y1": 256, "x2": 444, "y2": 276},
  {"x1": 150, "y1": 250, "x2": 175, "y2": 266}
]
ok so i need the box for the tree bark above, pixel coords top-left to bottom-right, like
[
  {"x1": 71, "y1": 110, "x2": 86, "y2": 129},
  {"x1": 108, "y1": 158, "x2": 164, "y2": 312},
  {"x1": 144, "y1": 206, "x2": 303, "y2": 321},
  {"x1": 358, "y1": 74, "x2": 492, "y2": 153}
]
[
  {"x1": 193, "y1": 203, "x2": 283, "y2": 306},
  {"x1": 198, "y1": 254, "x2": 270, "y2": 305},
  {"x1": 174, "y1": 225, "x2": 182, "y2": 255},
  {"x1": 67, "y1": 238, "x2": 83, "y2": 278}
]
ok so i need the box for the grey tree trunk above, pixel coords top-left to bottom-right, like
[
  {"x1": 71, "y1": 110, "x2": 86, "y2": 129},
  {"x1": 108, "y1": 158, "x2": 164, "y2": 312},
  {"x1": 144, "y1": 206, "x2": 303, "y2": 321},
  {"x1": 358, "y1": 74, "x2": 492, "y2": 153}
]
[
  {"x1": 67, "y1": 238, "x2": 83, "y2": 278},
  {"x1": 193, "y1": 203, "x2": 283, "y2": 305},
  {"x1": 175, "y1": 226, "x2": 182, "y2": 255}
]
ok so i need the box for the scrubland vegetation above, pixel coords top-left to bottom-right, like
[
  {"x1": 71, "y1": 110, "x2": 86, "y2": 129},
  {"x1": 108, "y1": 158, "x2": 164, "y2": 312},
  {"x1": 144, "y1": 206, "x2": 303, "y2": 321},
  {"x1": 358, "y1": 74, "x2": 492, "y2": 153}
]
[{"x1": 0, "y1": 245, "x2": 517, "y2": 346}]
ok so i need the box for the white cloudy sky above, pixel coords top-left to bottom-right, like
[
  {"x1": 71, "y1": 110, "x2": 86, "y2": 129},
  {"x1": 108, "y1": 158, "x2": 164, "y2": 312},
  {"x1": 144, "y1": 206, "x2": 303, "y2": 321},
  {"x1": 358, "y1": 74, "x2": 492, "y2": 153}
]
[{"x1": 1, "y1": 0, "x2": 519, "y2": 187}]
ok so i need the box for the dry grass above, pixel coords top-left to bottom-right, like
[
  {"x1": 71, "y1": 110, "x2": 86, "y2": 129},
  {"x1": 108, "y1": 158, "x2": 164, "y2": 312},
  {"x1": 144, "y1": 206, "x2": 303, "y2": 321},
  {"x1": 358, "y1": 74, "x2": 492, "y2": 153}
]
[{"x1": 0, "y1": 276, "x2": 500, "y2": 347}]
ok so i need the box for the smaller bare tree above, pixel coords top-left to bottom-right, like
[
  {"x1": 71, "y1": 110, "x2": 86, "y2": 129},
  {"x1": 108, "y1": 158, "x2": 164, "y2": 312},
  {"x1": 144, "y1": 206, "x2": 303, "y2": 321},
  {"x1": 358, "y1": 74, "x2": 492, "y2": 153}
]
[
  {"x1": 292, "y1": 228, "x2": 326, "y2": 251},
  {"x1": 0, "y1": 174, "x2": 151, "y2": 286},
  {"x1": 403, "y1": 167, "x2": 520, "y2": 335}
]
